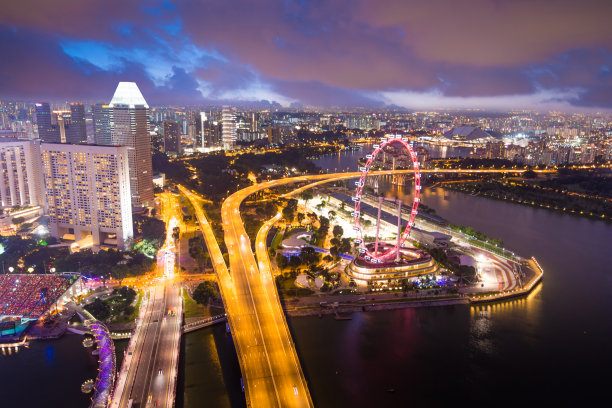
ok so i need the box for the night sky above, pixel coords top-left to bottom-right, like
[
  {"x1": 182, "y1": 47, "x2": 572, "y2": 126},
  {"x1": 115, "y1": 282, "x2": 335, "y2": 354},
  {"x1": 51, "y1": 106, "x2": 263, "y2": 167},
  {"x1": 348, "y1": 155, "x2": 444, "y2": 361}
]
[{"x1": 1, "y1": 0, "x2": 611, "y2": 110}]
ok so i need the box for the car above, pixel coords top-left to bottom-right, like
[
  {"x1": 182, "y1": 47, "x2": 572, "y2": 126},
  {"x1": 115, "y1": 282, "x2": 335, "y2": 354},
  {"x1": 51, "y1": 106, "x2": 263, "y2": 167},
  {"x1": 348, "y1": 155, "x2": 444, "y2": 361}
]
[{"x1": 158, "y1": 369, "x2": 163, "y2": 375}]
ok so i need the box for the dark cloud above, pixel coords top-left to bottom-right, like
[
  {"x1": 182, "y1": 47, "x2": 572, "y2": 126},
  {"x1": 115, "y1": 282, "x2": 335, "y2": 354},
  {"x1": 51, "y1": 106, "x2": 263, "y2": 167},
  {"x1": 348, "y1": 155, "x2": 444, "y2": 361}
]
[
  {"x1": 437, "y1": 66, "x2": 536, "y2": 97},
  {"x1": 355, "y1": 0, "x2": 612, "y2": 67},
  {"x1": 271, "y1": 80, "x2": 384, "y2": 107},
  {"x1": 0, "y1": 25, "x2": 201, "y2": 105},
  {"x1": 530, "y1": 49, "x2": 612, "y2": 107},
  {"x1": 0, "y1": 1, "x2": 611, "y2": 109}
]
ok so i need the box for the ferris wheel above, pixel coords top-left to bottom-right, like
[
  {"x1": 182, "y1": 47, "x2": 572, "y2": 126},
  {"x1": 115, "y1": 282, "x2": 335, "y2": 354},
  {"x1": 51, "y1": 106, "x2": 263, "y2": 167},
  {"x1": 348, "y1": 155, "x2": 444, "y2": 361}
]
[{"x1": 352, "y1": 136, "x2": 421, "y2": 263}]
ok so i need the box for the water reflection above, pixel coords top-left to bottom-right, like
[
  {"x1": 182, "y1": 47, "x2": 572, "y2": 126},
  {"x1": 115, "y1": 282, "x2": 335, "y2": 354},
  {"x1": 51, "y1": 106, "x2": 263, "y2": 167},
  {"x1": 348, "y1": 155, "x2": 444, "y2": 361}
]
[{"x1": 300, "y1": 149, "x2": 612, "y2": 407}]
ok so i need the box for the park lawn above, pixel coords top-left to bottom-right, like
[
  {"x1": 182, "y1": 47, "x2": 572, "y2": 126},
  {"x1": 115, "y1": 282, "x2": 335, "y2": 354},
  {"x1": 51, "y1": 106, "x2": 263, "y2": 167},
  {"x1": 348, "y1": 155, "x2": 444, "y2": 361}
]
[
  {"x1": 277, "y1": 275, "x2": 314, "y2": 297},
  {"x1": 112, "y1": 291, "x2": 143, "y2": 323},
  {"x1": 183, "y1": 290, "x2": 208, "y2": 318},
  {"x1": 271, "y1": 229, "x2": 284, "y2": 249}
]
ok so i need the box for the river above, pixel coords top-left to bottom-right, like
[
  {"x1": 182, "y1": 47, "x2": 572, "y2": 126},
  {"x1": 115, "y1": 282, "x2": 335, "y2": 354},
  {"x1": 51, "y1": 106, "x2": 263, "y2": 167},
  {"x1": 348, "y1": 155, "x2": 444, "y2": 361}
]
[{"x1": 0, "y1": 333, "x2": 97, "y2": 407}]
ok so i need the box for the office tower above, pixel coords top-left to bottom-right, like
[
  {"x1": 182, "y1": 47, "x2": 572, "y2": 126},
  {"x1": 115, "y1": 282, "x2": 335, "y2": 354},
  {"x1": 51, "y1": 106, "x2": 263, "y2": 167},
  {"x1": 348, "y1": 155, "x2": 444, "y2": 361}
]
[
  {"x1": 0, "y1": 139, "x2": 42, "y2": 208},
  {"x1": 40, "y1": 143, "x2": 133, "y2": 250},
  {"x1": 0, "y1": 109, "x2": 9, "y2": 129},
  {"x1": 251, "y1": 112, "x2": 259, "y2": 132},
  {"x1": 267, "y1": 126, "x2": 282, "y2": 145},
  {"x1": 35, "y1": 102, "x2": 60, "y2": 143},
  {"x1": 66, "y1": 103, "x2": 87, "y2": 144},
  {"x1": 163, "y1": 120, "x2": 181, "y2": 154},
  {"x1": 92, "y1": 104, "x2": 112, "y2": 145},
  {"x1": 222, "y1": 106, "x2": 236, "y2": 150},
  {"x1": 55, "y1": 110, "x2": 71, "y2": 143},
  {"x1": 200, "y1": 112, "x2": 209, "y2": 148},
  {"x1": 109, "y1": 82, "x2": 154, "y2": 207}
]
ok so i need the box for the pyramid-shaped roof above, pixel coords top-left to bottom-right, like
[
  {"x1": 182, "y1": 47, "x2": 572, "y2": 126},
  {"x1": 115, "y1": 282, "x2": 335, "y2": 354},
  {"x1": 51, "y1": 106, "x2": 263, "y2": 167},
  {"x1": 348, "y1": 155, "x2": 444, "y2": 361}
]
[{"x1": 109, "y1": 82, "x2": 149, "y2": 108}]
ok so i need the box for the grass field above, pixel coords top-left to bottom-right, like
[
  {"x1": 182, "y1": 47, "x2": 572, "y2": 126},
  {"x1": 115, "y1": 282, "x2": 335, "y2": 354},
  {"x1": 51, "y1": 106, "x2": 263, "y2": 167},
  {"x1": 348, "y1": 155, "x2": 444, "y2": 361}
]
[{"x1": 183, "y1": 290, "x2": 208, "y2": 318}]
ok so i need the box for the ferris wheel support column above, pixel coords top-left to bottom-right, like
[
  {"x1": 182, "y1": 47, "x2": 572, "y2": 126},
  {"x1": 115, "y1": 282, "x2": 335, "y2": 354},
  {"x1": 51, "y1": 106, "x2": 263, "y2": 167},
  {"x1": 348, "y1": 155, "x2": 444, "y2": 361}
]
[
  {"x1": 396, "y1": 200, "x2": 402, "y2": 263},
  {"x1": 375, "y1": 196, "x2": 383, "y2": 256}
]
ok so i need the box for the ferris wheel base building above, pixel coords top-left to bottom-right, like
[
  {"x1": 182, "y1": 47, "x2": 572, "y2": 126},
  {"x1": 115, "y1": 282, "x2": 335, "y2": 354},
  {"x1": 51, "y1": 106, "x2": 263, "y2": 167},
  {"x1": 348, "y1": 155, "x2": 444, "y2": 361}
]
[{"x1": 347, "y1": 243, "x2": 440, "y2": 283}]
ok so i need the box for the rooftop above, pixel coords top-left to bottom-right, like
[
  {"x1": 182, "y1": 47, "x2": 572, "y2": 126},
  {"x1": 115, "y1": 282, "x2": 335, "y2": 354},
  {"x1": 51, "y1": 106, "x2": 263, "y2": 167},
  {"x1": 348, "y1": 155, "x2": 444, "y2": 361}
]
[{"x1": 109, "y1": 82, "x2": 149, "y2": 109}]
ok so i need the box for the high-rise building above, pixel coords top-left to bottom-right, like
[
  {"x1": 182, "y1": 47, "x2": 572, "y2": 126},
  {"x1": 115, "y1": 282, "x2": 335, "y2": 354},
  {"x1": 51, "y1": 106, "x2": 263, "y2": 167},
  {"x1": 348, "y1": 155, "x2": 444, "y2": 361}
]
[
  {"x1": 0, "y1": 109, "x2": 9, "y2": 129},
  {"x1": 163, "y1": 120, "x2": 181, "y2": 154},
  {"x1": 267, "y1": 126, "x2": 282, "y2": 145},
  {"x1": 485, "y1": 141, "x2": 505, "y2": 159},
  {"x1": 222, "y1": 106, "x2": 236, "y2": 150},
  {"x1": 199, "y1": 112, "x2": 207, "y2": 149},
  {"x1": 40, "y1": 143, "x2": 133, "y2": 249},
  {"x1": 66, "y1": 103, "x2": 87, "y2": 144},
  {"x1": 0, "y1": 139, "x2": 42, "y2": 208},
  {"x1": 54, "y1": 110, "x2": 71, "y2": 143},
  {"x1": 92, "y1": 104, "x2": 112, "y2": 145},
  {"x1": 251, "y1": 112, "x2": 259, "y2": 132},
  {"x1": 35, "y1": 102, "x2": 60, "y2": 143},
  {"x1": 109, "y1": 82, "x2": 154, "y2": 207}
]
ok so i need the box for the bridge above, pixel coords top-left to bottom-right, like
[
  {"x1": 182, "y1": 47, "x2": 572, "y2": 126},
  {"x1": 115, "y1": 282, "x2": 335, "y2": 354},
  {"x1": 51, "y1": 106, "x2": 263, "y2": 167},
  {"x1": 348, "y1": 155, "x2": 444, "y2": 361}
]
[
  {"x1": 64, "y1": 302, "x2": 116, "y2": 408},
  {"x1": 183, "y1": 314, "x2": 227, "y2": 333}
]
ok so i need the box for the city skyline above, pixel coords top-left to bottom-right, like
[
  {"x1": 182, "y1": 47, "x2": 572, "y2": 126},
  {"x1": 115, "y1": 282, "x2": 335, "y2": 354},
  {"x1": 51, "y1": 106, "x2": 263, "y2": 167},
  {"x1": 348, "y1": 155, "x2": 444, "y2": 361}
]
[
  {"x1": 1, "y1": 3, "x2": 611, "y2": 408},
  {"x1": 0, "y1": 0, "x2": 611, "y2": 111}
]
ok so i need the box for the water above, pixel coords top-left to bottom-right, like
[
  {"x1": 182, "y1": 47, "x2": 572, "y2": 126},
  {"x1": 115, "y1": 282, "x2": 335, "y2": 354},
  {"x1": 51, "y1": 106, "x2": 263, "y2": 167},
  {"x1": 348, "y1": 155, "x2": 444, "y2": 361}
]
[
  {"x1": 313, "y1": 142, "x2": 477, "y2": 174},
  {"x1": 177, "y1": 324, "x2": 246, "y2": 408},
  {"x1": 5, "y1": 145, "x2": 611, "y2": 407},
  {"x1": 289, "y1": 149, "x2": 612, "y2": 406},
  {"x1": 181, "y1": 146, "x2": 612, "y2": 406},
  {"x1": 0, "y1": 333, "x2": 98, "y2": 408}
]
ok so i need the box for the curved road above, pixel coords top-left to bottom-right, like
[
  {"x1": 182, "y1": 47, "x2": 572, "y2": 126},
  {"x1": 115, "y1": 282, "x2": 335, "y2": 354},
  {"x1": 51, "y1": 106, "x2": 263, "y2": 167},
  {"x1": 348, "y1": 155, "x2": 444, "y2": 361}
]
[{"x1": 180, "y1": 168, "x2": 554, "y2": 407}]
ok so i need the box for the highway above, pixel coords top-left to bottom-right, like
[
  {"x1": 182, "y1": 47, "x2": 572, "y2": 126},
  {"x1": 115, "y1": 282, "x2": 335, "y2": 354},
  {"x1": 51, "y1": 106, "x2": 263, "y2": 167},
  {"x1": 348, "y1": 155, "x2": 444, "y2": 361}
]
[
  {"x1": 179, "y1": 167, "x2": 555, "y2": 407},
  {"x1": 110, "y1": 193, "x2": 183, "y2": 408}
]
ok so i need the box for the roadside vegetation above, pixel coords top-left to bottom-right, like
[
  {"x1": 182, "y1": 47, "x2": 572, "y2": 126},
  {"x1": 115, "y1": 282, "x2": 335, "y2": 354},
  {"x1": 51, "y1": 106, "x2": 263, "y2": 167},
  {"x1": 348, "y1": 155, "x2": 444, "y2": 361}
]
[{"x1": 84, "y1": 286, "x2": 139, "y2": 322}]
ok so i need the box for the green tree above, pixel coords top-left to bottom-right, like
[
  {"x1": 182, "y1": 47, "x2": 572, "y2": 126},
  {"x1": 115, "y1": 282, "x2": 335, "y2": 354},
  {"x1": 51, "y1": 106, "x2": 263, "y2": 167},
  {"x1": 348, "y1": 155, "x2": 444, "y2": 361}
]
[
  {"x1": 332, "y1": 225, "x2": 344, "y2": 239},
  {"x1": 188, "y1": 236, "x2": 209, "y2": 268},
  {"x1": 282, "y1": 198, "x2": 298, "y2": 222},
  {"x1": 110, "y1": 264, "x2": 129, "y2": 282},
  {"x1": 289, "y1": 255, "x2": 302, "y2": 269},
  {"x1": 299, "y1": 246, "x2": 319, "y2": 265},
  {"x1": 134, "y1": 215, "x2": 166, "y2": 248},
  {"x1": 264, "y1": 201, "x2": 277, "y2": 217},
  {"x1": 85, "y1": 298, "x2": 111, "y2": 321},
  {"x1": 192, "y1": 281, "x2": 217, "y2": 305},
  {"x1": 299, "y1": 190, "x2": 313, "y2": 205},
  {"x1": 276, "y1": 253, "x2": 289, "y2": 270}
]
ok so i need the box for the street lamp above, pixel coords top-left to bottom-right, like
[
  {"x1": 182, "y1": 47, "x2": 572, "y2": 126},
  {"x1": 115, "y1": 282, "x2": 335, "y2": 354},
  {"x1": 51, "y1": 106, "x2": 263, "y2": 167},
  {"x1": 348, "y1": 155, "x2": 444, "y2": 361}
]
[
  {"x1": 27, "y1": 267, "x2": 34, "y2": 273},
  {"x1": 8, "y1": 266, "x2": 14, "y2": 273}
]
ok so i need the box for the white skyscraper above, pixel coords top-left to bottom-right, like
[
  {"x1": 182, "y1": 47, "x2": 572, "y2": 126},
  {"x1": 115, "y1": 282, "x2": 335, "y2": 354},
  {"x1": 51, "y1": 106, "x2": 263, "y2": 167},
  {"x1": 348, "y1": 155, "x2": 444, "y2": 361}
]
[
  {"x1": 109, "y1": 82, "x2": 154, "y2": 207},
  {"x1": 0, "y1": 139, "x2": 43, "y2": 209},
  {"x1": 222, "y1": 106, "x2": 236, "y2": 150},
  {"x1": 200, "y1": 112, "x2": 207, "y2": 149},
  {"x1": 40, "y1": 143, "x2": 133, "y2": 249}
]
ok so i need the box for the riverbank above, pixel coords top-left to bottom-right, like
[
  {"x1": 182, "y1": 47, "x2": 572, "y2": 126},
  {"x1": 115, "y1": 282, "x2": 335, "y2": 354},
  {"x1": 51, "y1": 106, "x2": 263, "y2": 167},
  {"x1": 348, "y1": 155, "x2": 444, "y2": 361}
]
[
  {"x1": 281, "y1": 259, "x2": 543, "y2": 317},
  {"x1": 442, "y1": 179, "x2": 612, "y2": 221}
]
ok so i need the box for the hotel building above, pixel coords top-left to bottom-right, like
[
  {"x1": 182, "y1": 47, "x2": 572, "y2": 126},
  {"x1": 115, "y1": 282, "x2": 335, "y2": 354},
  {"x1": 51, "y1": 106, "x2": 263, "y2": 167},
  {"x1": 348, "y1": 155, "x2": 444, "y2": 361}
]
[
  {"x1": 0, "y1": 139, "x2": 43, "y2": 209},
  {"x1": 40, "y1": 143, "x2": 133, "y2": 250}
]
